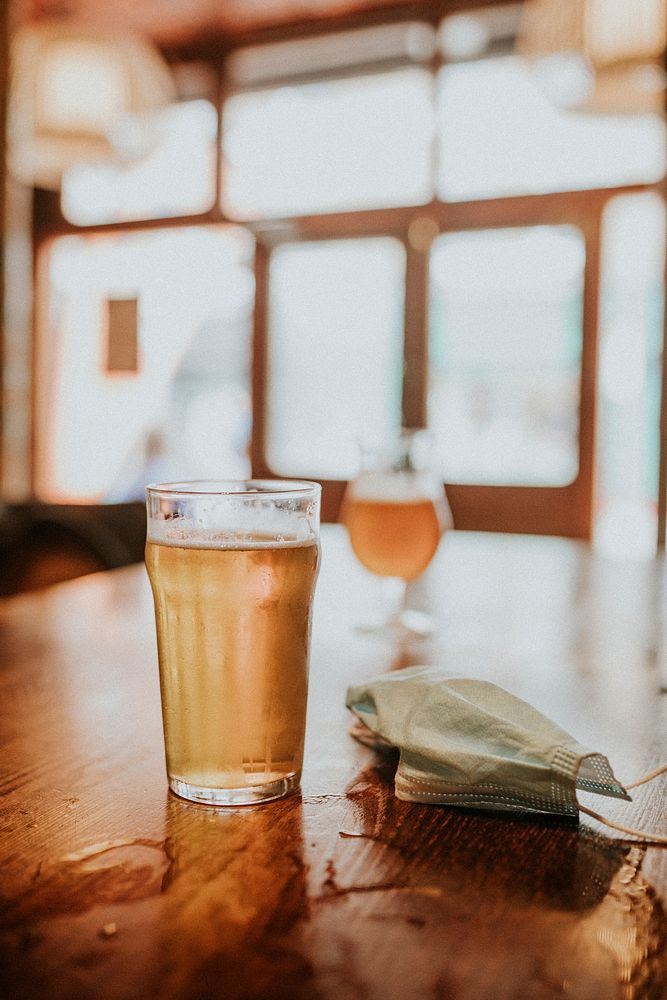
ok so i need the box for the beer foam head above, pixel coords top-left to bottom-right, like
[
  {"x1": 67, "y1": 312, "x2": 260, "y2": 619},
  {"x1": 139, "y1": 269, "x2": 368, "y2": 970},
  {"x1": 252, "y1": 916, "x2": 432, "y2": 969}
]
[
  {"x1": 147, "y1": 520, "x2": 313, "y2": 549},
  {"x1": 146, "y1": 485, "x2": 319, "y2": 548},
  {"x1": 351, "y1": 471, "x2": 436, "y2": 503}
]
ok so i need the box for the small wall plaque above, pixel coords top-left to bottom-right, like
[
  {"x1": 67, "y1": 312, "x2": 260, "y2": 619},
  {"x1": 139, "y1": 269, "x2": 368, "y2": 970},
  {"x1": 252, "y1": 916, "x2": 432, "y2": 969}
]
[{"x1": 105, "y1": 298, "x2": 138, "y2": 373}]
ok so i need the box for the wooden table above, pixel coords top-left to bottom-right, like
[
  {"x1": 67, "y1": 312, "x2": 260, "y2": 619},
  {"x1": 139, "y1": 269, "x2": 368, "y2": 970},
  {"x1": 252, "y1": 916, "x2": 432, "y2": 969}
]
[{"x1": 1, "y1": 526, "x2": 666, "y2": 1000}]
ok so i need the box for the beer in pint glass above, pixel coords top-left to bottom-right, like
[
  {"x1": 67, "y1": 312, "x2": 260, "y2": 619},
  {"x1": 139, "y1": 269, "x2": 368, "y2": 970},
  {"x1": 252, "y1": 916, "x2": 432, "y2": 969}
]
[{"x1": 145, "y1": 480, "x2": 320, "y2": 806}]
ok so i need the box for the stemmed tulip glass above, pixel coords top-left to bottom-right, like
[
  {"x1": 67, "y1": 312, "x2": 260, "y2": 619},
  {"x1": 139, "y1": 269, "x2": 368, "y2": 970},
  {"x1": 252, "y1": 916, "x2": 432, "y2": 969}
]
[{"x1": 342, "y1": 429, "x2": 452, "y2": 637}]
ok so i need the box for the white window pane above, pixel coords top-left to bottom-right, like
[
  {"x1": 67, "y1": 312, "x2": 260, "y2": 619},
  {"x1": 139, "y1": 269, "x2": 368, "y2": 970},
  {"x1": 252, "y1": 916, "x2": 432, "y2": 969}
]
[
  {"x1": 222, "y1": 69, "x2": 434, "y2": 219},
  {"x1": 437, "y1": 57, "x2": 666, "y2": 201},
  {"x1": 61, "y1": 101, "x2": 217, "y2": 225},
  {"x1": 267, "y1": 239, "x2": 405, "y2": 478},
  {"x1": 227, "y1": 23, "x2": 436, "y2": 86},
  {"x1": 595, "y1": 193, "x2": 666, "y2": 558},
  {"x1": 428, "y1": 226, "x2": 584, "y2": 485},
  {"x1": 37, "y1": 226, "x2": 253, "y2": 501}
]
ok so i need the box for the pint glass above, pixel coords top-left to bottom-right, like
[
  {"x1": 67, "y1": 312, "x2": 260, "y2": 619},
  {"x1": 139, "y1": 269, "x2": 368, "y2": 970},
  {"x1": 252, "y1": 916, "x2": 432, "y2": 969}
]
[{"x1": 145, "y1": 480, "x2": 321, "y2": 806}]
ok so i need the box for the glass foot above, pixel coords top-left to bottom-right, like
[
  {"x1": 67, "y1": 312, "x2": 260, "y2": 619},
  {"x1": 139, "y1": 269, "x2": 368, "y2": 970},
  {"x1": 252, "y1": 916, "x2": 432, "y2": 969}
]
[
  {"x1": 355, "y1": 609, "x2": 435, "y2": 639},
  {"x1": 395, "y1": 609, "x2": 436, "y2": 638},
  {"x1": 168, "y1": 772, "x2": 300, "y2": 806}
]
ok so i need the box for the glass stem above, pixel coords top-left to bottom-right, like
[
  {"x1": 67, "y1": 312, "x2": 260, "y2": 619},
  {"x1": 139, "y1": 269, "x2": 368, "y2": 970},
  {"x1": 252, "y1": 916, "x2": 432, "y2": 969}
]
[
  {"x1": 378, "y1": 576, "x2": 406, "y2": 624},
  {"x1": 393, "y1": 577, "x2": 408, "y2": 623}
]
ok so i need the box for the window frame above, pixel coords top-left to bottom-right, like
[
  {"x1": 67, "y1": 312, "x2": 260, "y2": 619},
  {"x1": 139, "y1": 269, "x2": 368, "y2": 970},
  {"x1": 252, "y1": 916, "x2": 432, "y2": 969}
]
[
  {"x1": 250, "y1": 184, "x2": 660, "y2": 534},
  {"x1": 25, "y1": 16, "x2": 667, "y2": 539}
]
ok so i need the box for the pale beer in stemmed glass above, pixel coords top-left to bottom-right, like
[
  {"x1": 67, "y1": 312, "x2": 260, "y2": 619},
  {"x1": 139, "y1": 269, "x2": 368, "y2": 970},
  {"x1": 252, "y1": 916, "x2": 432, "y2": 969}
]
[{"x1": 342, "y1": 430, "x2": 451, "y2": 636}]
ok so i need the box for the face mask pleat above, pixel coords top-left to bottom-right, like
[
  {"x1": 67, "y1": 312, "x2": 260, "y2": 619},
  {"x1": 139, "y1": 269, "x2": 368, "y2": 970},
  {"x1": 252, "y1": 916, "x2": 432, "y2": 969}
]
[{"x1": 346, "y1": 667, "x2": 666, "y2": 844}]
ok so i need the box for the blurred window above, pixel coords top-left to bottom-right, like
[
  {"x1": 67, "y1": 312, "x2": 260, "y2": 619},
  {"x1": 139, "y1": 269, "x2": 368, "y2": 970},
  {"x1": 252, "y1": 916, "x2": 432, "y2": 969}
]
[
  {"x1": 226, "y1": 22, "x2": 436, "y2": 84},
  {"x1": 266, "y1": 238, "x2": 405, "y2": 478},
  {"x1": 61, "y1": 101, "x2": 217, "y2": 225},
  {"x1": 437, "y1": 56, "x2": 665, "y2": 201},
  {"x1": 36, "y1": 226, "x2": 253, "y2": 501},
  {"x1": 27, "y1": 18, "x2": 666, "y2": 543},
  {"x1": 221, "y1": 69, "x2": 434, "y2": 218},
  {"x1": 595, "y1": 192, "x2": 666, "y2": 557},
  {"x1": 428, "y1": 226, "x2": 584, "y2": 485}
]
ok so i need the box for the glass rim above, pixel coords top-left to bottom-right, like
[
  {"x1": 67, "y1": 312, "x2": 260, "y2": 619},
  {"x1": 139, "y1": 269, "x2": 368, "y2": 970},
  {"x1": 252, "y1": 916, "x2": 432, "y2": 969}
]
[{"x1": 145, "y1": 478, "x2": 321, "y2": 499}]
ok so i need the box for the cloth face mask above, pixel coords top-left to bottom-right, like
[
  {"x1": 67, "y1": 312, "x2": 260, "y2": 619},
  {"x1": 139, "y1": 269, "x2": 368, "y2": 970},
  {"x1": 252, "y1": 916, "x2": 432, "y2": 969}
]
[{"x1": 346, "y1": 666, "x2": 666, "y2": 844}]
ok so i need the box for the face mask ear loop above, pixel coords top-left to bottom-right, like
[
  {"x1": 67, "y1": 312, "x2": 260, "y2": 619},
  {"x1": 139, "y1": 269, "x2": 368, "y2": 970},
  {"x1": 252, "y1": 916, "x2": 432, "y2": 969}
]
[
  {"x1": 623, "y1": 762, "x2": 667, "y2": 790},
  {"x1": 578, "y1": 804, "x2": 667, "y2": 845},
  {"x1": 579, "y1": 765, "x2": 667, "y2": 845}
]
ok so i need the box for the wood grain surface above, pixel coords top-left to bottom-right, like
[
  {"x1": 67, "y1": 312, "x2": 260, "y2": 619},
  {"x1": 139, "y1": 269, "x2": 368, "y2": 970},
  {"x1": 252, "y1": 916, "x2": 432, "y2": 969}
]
[{"x1": 1, "y1": 526, "x2": 666, "y2": 1000}]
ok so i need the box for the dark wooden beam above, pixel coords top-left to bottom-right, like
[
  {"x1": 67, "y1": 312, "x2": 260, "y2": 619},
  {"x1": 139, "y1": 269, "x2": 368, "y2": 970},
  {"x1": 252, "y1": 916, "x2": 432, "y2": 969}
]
[
  {"x1": 0, "y1": 0, "x2": 8, "y2": 493},
  {"x1": 160, "y1": 0, "x2": 519, "y2": 61}
]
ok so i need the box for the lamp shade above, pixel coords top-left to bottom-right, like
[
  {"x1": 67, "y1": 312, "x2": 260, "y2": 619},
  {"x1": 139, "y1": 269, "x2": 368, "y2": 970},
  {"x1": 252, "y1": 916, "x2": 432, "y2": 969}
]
[{"x1": 8, "y1": 22, "x2": 176, "y2": 190}]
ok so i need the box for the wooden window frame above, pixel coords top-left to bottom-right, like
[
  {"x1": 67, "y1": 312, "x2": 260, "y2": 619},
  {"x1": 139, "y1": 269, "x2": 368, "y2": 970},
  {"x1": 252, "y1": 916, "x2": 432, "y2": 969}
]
[
  {"x1": 23, "y1": 14, "x2": 666, "y2": 539},
  {"x1": 250, "y1": 184, "x2": 660, "y2": 535}
]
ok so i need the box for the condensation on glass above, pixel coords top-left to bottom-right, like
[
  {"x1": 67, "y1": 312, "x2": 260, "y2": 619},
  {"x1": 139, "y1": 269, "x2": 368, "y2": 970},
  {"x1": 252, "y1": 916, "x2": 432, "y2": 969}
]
[
  {"x1": 61, "y1": 101, "x2": 218, "y2": 225},
  {"x1": 595, "y1": 192, "x2": 666, "y2": 558},
  {"x1": 266, "y1": 238, "x2": 405, "y2": 479},
  {"x1": 36, "y1": 226, "x2": 254, "y2": 501},
  {"x1": 221, "y1": 69, "x2": 434, "y2": 219},
  {"x1": 428, "y1": 226, "x2": 584, "y2": 486}
]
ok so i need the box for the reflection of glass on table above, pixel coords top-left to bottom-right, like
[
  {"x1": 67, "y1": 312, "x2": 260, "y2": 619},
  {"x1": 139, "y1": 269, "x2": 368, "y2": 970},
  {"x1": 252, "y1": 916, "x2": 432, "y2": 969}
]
[{"x1": 342, "y1": 430, "x2": 452, "y2": 637}]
